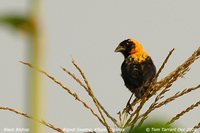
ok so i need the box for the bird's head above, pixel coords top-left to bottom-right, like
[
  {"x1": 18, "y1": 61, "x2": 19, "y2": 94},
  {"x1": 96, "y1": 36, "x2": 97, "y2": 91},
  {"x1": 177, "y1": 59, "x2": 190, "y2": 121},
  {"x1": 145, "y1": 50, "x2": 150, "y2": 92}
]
[{"x1": 115, "y1": 38, "x2": 147, "y2": 59}]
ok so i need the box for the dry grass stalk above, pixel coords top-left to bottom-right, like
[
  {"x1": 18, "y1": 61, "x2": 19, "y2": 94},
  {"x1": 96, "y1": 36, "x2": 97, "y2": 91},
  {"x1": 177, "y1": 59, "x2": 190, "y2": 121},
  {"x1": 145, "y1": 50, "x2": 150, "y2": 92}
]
[
  {"x1": 146, "y1": 49, "x2": 197, "y2": 130},
  {"x1": 72, "y1": 59, "x2": 119, "y2": 128},
  {"x1": 122, "y1": 98, "x2": 140, "y2": 114},
  {"x1": 154, "y1": 48, "x2": 175, "y2": 80},
  {"x1": 155, "y1": 47, "x2": 200, "y2": 91},
  {"x1": 61, "y1": 66, "x2": 88, "y2": 92},
  {"x1": 2, "y1": 47, "x2": 198, "y2": 133},
  {"x1": 123, "y1": 48, "x2": 176, "y2": 128},
  {"x1": 167, "y1": 100, "x2": 200, "y2": 125},
  {"x1": 120, "y1": 47, "x2": 200, "y2": 130},
  {"x1": 138, "y1": 47, "x2": 199, "y2": 117},
  {"x1": 62, "y1": 60, "x2": 114, "y2": 132},
  {"x1": 19, "y1": 61, "x2": 108, "y2": 130},
  {"x1": 135, "y1": 84, "x2": 200, "y2": 128},
  {"x1": 156, "y1": 84, "x2": 200, "y2": 109},
  {"x1": 133, "y1": 82, "x2": 200, "y2": 129},
  {"x1": 154, "y1": 85, "x2": 171, "y2": 102},
  {"x1": 71, "y1": 60, "x2": 113, "y2": 132},
  {"x1": 122, "y1": 48, "x2": 175, "y2": 124},
  {"x1": 117, "y1": 111, "x2": 122, "y2": 124},
  {"x1": 187, "y1": 122, "x2": 200, "y2": 133},
  {"x1": 134, "y1": 83, "x2": 173, "y2": 128},
  {"x1": 0, "y1": 106, "x2": 65, "y2": 133},
  {"x1": 62, "y1": 66, "x2": 113, "y2": 125}
]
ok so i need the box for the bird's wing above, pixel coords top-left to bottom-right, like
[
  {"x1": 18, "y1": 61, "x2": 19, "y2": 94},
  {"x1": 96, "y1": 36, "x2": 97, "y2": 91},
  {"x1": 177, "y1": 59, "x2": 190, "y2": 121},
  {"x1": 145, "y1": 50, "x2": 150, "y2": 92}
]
[
  {"x1": 141, "y1": 57, "x2": 156, "y2": 85},
  {"x1": 121, "y1": 60, "x2": 144, "y2": 87}
]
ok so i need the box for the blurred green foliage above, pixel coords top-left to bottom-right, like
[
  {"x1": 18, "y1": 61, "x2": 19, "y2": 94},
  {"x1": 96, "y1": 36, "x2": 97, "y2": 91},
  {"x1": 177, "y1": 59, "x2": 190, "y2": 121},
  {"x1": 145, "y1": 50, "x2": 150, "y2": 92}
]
[
  {"x1": 128, "y1": 121, "x2": 179, "y2": 133},
  {"x1": 0, "y1": 12, "x2": 43, "y2": 133},
  {"x1": 0, "y1": 15, "x2": 34, "y2": 33}
]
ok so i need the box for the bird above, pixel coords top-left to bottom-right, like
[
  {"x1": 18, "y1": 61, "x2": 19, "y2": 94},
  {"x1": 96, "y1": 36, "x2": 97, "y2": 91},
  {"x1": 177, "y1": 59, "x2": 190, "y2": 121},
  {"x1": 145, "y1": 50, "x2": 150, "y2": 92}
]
[{"x1": 115, "y1": 38, "x2": 156, "y2": 103}]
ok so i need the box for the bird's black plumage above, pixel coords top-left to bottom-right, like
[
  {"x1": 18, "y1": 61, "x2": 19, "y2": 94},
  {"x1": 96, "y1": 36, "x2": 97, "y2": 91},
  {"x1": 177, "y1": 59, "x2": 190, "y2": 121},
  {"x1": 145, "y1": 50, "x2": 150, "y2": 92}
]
[{"x1": 115, "y1": 39, "x2": 156, "y2": 98}]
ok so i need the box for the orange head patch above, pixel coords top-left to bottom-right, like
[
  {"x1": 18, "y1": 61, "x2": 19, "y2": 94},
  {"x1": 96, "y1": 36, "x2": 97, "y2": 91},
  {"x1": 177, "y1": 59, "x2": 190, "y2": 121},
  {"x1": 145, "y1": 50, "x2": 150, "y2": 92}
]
[{"x1": 129, "y1": 38, "x2": 149, "y2": 63}]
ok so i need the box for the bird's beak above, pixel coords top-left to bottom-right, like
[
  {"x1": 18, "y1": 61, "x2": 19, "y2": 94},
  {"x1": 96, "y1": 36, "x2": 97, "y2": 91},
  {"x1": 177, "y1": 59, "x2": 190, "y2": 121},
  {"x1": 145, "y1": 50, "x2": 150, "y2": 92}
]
[{"x1": 115, "y1": 45, "x2": 124, "y2": 52}]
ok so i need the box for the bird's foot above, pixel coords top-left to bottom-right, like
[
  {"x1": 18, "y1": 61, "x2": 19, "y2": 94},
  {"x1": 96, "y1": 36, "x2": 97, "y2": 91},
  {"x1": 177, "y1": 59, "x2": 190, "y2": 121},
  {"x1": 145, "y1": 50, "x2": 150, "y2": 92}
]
[
  {"x1": 126, "y1": 102, "x2": 133, "y2": 113},
  {"x1": 125, "y1": 94, "x2": 134, "y2": 113}
]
